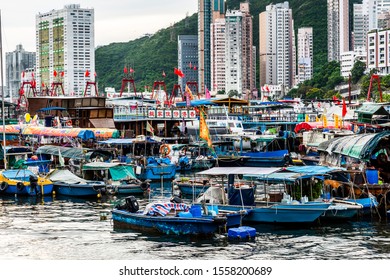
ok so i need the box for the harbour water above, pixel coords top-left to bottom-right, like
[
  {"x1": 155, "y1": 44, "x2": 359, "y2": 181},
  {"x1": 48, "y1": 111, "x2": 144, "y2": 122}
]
[{"x1": 1, "y1": 181, "x2": 390, "y2": 260}]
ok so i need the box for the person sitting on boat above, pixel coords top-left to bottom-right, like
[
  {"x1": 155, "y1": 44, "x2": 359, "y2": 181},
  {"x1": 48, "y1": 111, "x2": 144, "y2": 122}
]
[
  {"x1": 375, "y1": 153, "x2": 390, "y2": 183},
  {"x1": 170, "y1": 122, "x2": 181, "y2": 137}
]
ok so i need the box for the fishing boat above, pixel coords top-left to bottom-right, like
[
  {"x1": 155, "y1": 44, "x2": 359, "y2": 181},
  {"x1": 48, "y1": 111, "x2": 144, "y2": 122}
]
[
  {"x1": 46, "y1": 168, "x2": 107, "y2": 197},
  {"x1": 172, "y1": 177, "x2": 210, "y2": 197},
  {"x1": 0, "y1": 169, "x2": 54, "y2": 196},
  {"x1": 196, "y1": 167, "x2": 331, "y2": 224},
  {"x1": 133, "y1": 156, "x2": 177, "y2": 181},
  {"x1": 82, "y1": 161, "x2": 147, "y2": 195},
  {"x1": 111, "y1": 196, "x2": 228, "y2": 236}
]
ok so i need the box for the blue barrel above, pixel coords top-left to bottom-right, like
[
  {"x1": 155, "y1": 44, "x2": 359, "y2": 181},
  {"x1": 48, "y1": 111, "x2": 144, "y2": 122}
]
[
  {"x1": 190, "y1": 205, "x2": 202, "y2": 217},
  {"x1": 366, "y1": 169, "x2": 379, "y2": 184}
]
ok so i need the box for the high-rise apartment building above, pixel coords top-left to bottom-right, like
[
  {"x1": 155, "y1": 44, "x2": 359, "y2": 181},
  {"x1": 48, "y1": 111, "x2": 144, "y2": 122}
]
[
  {"x1": 240, "y1": 2, "x2": 255, "y2": 95},
  {"x1": 198, "y1": 0, "x2": 224, "y2": 94},
  {"x1": 210, "y1": 17, "x2": 226, "y2": 92},
  {"x1": 369, "y1": 0, "x2": 390, "y2": 30},
  {"x1": 5, "y1": 44, "x2": 36, "y2": 101},
  {"x1": 178, "y1": 35, "x2": 198, "y2": 91},
  {"x1": 225, "y1": 10, "x2": 243, "y2": 94},
  {"x1": 353, "y1": 3, "x2": 369, "y2": 51},
  {"x1": 36, "y1": 4, "x2": 95, "y2": 95},
  {"x1": 259, "y1": 2, "x2": 295, "y2": 90},
  {"x1": 367, "y1": 29, "x2": 390, "y2": 74},
  {"x1": 297, "y1": 27, "x2": 313, "y2": 84},
  {"x1": 328, "y1": 0, "x2": 349, "y2": 62}
]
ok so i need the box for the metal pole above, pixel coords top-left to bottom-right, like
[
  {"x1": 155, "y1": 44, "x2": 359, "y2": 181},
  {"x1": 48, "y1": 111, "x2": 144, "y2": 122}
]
[{"x1": 0, "y1": 11, "x2": 7, "y2": 170}]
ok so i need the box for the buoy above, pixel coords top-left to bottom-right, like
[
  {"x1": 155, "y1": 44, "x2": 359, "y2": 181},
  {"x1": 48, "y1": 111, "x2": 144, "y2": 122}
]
[
  {"x1": 52, "y1": 191, "x2": 56, "y2": 196},
  {"x1": 228, "y1": 226, "x2": 256, "y2": 241},
  {"x1": 97, "y1": 193, "x2": 102, "y2": 198}
]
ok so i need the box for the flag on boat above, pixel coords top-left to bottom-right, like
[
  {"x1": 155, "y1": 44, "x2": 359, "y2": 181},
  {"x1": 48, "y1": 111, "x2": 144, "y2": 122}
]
[
  {"x1": 185, "y1": 85, "x2": 194, "y2": 100},
  {"x1": 123, "y1": 66, "x2": 128, "y2": 73},
  {"x1": 162, "y1": 70, "x2": 166, "y2": 77},
  {"x1": 199, "y1": 109, "x2": 212, "y2": 149},
  {"x1": 342, "y1": 98, "x2": 347, "y2": 118},
  {"x1": 53, "y1": 70, "x2": 57, "y2": 77},
  {"x1": 205, "y1": 86, "x2": 211, "y2": 99},
  {"x1": 58, "y1": 148, "x2": 65, "y2": 167},
  {"x1": 146, "y1": 121, "x2": 154, "y2": 136},
  {"x1": 129, "y1": 68, "x2": 135, "y2": 73},
  {"x1": 85, "y1": 70, "x2": 90, "y2": 77}
]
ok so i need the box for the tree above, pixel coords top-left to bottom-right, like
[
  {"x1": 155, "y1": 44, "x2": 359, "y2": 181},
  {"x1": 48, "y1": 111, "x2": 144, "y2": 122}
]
[
  {"x1": 351, "y1": 60, "x2": 366, "y2": 84},
  {"x1": 306, "y1": 88, "x2": 324, "y2": 99},
  {"x1": 228, "y1": 90, "x2": 240, "y2": 98}
]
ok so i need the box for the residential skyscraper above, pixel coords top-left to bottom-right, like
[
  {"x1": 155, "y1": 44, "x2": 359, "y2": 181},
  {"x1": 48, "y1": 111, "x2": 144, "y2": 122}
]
[
  {"x1": 178, "y1": 35, "x2": 198, "y2": 91},
  {"x1": 297, "y1": 27, "x2": 313, "y2": 84},
  {"x1": 240, "y1": 2, "x2": 255, "y2": 95},
  {"x1": 225, "y1": 10, "x2": 243, "y2": 94},
  {"x1": 328, "y1": 0, "x2": 349, "y2": 62},
  {"x1": 5, "y1": 44, "x2": 36, "y2": 101},
  {"x1": 210, "y1": 17, "x2": 226, "y2": 92},
  {"x1": 36, "y1": 4, "x2": 95, "y2": 95},
  {"x1": 198, "y1": 0, "x2": 224, "y2": 94},
  {"x1": 259, "y1": 2, "x2": 295, "y2": 90}
]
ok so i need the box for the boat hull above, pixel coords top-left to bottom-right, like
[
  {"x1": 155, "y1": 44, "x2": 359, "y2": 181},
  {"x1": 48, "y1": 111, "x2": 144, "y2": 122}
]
[
  {"x1": 136, "y1": 165, "x2": 177, "y2": 181},
  {"x1": 112, "y1": 209, "x2": 226, "y2": 236},
  {"x1": 1, "y1": 183, "x2": 54, "y2": 196},
  {"x1": 54, "y1": 183, "x2": 106, "y2": 197}
]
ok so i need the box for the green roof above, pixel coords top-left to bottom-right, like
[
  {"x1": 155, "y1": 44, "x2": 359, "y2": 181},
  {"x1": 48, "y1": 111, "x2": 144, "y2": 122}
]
[{"x1": 355, "y1": 104, "x2": 389, "y2": 115}]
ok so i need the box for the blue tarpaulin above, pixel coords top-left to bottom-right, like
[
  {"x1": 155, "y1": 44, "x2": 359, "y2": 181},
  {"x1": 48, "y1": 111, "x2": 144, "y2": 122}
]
[
  {"x1": 175, "y1": 99, "x2": 216, "y2": 107},
  {"x1": 37, "y1": 107, "x2": 67, "y2": 112},
  {"x1": 77, "y1": 130, "x2": 96, "y2": 141}
]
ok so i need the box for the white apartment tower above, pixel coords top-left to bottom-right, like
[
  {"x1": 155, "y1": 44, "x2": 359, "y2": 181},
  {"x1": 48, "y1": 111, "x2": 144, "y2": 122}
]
[
  {"x1": 369, "y1": 0, "x2": 390, "y2": 30},
  {"x1": 328, "y1": 0, "x2": 349, "y2": 62},
  {"x1": 353, "y1": 3, "x2": 369, "y2": 51},
  {"x1": 259, "y1": 2, "x2": 295, "y2": 89},
  {"x1": 367, "y1": 29, "x2": 390, "y2": 75},
  {"x1": 225, "y1": 10, "x2": 243, "y2": 94},
  {"x1": 36, "y1": 4, "x2": 95, "y2": 95},
  {"x1": 297, "y1": 27, "x2": 313, "y2": 84},
  {"x1": 210, "y1": 17, "x2": 226, "y2": 92}
]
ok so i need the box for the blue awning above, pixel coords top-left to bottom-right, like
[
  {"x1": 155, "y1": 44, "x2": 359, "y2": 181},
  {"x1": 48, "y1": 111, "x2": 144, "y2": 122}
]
[
  {"x1": 77, "y1": 130, "x2": 96, "y2": 141},
  {"x1": 285, "y1": 165, "x2": 344, "y2": 175},
  {"x1": 175, "y1": 99, "x2": 216, "y2": 107},
  {"x1": 37, "y1": 107, "x2": 67, "y2": 112}
]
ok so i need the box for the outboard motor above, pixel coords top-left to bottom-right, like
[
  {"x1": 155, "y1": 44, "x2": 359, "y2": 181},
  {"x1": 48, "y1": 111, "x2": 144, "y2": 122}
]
[
  {"x1": 29, "y1": 175, "x2": 39, "y2": 194},
  {"x1": 124, "y1": 196, "x2": 139, "y2": 213}
]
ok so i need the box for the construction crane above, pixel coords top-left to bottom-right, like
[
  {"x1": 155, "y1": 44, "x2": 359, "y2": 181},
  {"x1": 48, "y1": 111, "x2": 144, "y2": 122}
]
[{"x1": 367, "y1": 74, "x2": 383, "y2": 102}]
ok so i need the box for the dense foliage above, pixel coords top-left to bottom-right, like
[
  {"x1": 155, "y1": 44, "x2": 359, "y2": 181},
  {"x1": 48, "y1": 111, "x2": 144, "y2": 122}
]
[{"x1": 95, "y1": 0, "x2": 360, "y2": 95}]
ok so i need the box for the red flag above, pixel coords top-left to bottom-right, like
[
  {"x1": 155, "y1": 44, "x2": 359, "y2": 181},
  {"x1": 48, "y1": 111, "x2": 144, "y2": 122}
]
[
  {"x1": 265, "y1": 85, "x2": 270, "y2": 92},
  {"x1": 129, "y1": 68, "x2": 134, "y2": 73},
  {"x1": 189, "y1": 62, "x2": 192, "y2": 69},
  {"x1": 342, "y1": 98, "x2": 347, "y2": 118},
  {"x1": 94, "y1": 72, "x2": 97, "y2": 77},
  {"x1": 193, "y1": 66, "x2": 197, "y2": 70},
  {"x1": 123, "y1": 66, "x2": 128, "y2": 73},
  {"x1": 174, "y1": 68, "x2": 185, "y2": 78},
  {"x1": 53, "y1": 70, "x2": 57, "y2": 77},
  {"x1": 22, "y1": 71, "x2": 25, "y2": 78},
  {"x1": 32, "y1": 72, "x2": 34, "y2": 78},
  {"x1": 61, "y1": 71, "x2": 64, "y2": 77},
  {"x1": 85, "y1": 70, "x2": 90, "y2": 77},
  {"x1": 41, "y1": 82, "x2": 45, "y2": 87},
  {"x1": 162, "y1": 71, "x2": 166, "y2": 77}
]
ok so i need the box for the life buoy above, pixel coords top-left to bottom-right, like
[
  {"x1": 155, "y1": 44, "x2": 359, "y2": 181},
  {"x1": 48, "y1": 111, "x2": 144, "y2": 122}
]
[
  {"x1": 16, "y1": 182, "x2": 25, "y2": 191},
  {"x1": 160, "y1": 144, "x2": 171, "y2": 156},
  {"x1": 66, "y1": 120, "x2": 72, "y2": 127},
  {"x1": 0, "y1": 181, "x2": 8, "y2": 191},
  {"x1": 52, "y1": 119, "x2": 58, "y2": 127}
]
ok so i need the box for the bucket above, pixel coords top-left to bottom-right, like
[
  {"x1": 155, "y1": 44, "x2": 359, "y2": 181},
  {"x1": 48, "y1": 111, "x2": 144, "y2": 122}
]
[
  {"x1": 366, "y1": 169, "x2": 379, "y2": 184},
  {"x1": 207, "y1": 205, "x2": 219, "y2": 215},
  {"x1": 190, "y1": 205, "x2": 202, "y2": 217}
]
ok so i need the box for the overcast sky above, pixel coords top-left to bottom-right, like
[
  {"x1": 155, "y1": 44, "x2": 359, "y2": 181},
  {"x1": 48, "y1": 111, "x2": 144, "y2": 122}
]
[{"x1": 0, "y1": 0, "x2": 198, "y2": 53}]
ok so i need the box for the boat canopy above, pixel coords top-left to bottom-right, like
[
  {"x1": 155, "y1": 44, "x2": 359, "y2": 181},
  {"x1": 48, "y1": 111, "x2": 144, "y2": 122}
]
[
  {"x1": 98, "y1": 136, "x2": 160, "y2": 145},
  {"x1": 197, "y1": 167, "x2": 280, "y2": 176},
  {"x1": 36, "y1": 145, "x2": 87, "y2": 160},
  {"x1": 37, "y1": 107, "x2": 67, "y2": 112},
  {"x1": 175, "y1": 99, "x2": 216, "y2": 107},
  {"x1": 285, "y1": 165, "x2": 345, "y2": 174},
  {"x1": 317, "y1": 131, "x2": 390, "y2": 161},
  {"x1": 82, "y1": 162, "x2": 136, "y2": 180},
  {"x1": 355, "y1": 104, "x2": 390, "y2": 116}
]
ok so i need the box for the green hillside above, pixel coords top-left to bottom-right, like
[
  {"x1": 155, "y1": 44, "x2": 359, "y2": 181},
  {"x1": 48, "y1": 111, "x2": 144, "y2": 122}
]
[{"x1": 95, "y1": 0, "x2": 360, "y2": 92}]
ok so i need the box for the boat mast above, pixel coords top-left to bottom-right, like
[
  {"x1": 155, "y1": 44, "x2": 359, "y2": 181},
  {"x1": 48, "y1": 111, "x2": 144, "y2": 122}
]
[{"x1": 0, "y1": 10, "x2": 7, "y2": 170}]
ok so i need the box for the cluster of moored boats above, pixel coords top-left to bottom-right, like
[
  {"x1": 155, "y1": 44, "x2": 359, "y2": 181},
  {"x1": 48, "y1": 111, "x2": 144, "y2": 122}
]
[{"x1": 2, "y1": 97, "x2": 390, "y2": 237}]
